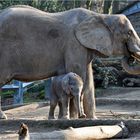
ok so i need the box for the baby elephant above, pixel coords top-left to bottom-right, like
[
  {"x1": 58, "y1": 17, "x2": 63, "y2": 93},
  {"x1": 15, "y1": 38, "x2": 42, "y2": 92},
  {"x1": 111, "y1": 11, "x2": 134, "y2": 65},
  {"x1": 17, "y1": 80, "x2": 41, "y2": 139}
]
[{"x1": 48, "y1": 72, "x2": 86, "y2": 119}]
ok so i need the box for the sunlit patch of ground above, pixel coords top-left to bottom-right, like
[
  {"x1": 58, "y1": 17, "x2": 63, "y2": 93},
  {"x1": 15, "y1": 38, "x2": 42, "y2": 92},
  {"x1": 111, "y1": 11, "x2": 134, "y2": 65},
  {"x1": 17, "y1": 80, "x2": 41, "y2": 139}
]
[{"x1": 0, "y1": 87, "x2": 140, "y2": 139}]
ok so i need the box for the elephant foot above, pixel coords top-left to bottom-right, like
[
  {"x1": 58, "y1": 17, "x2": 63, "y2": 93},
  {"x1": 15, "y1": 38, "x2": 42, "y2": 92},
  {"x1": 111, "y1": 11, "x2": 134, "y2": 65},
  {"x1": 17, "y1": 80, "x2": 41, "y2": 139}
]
[
  {"x1": 48, "y1": 116, "x2": 56, "y2": 120},
  {"x1": 79, "y1": 113, "x2": 86, "y2": 119},
  {"x1": 58, "y1": 114, "x2": 63, "y2": 119},
  {"x1": 0, "y1": 110, "x2": 7, "y2": 119},
  {"x1": 61, "y1": 115, "x2": 69, "y2": 120},
  {"x1": 93, "y1": 115, "x2": 98, "y2": 119}
]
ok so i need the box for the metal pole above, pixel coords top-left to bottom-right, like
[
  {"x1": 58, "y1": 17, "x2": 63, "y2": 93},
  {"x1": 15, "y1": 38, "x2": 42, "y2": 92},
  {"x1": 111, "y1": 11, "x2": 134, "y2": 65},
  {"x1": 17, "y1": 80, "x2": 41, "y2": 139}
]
[
  {"x1": 14, "y1": 80, "x2": 23, "y2": 104},
  {"x1": 19, "y1": 82, "x2": 23, "y2": 104}
]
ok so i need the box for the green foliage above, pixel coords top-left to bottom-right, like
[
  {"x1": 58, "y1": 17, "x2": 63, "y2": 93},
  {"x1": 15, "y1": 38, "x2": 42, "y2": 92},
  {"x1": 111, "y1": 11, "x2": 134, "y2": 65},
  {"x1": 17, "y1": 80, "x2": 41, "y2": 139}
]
[
  {"x1": 24, "y1": 89, "x2": 45, "y2": 103},
  {"x1": 27, "y1": 82, "x2": 45, "y2": 93},
  {"x1": 94, "y1": 59, "x2": 119, "y2": 88},
  {"x1": 0, "y1": 90, "x2": 15, "y2": 96},
  {"x1": 0, "y1": 0, "x2": 66, "y2": 12},
  {"x1": 42, "y1": 0, "x2": 66, "y2": 12},
  {"x1": 61, "y1": 0, "x2": 82, "y2": 10},
  {"x1": 24, "y1": 95, "x2": 45, "y2": 103},
  {"x1": 0, "y1": 0, "x2": 103, "y2": 13},
  {"x1": 0, "y1": 0, "x2": 29, "y2": 9}
]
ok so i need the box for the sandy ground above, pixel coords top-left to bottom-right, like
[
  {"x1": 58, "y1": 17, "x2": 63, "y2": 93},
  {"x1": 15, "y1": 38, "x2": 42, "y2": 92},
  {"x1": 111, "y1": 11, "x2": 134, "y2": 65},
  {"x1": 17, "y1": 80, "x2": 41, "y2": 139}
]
[
  {"x1": 0, "y1": 87, "x2": 140, "y2": 139},
  {"x1": 4, "y1": 87, "x2": 140, "y2": 120}
]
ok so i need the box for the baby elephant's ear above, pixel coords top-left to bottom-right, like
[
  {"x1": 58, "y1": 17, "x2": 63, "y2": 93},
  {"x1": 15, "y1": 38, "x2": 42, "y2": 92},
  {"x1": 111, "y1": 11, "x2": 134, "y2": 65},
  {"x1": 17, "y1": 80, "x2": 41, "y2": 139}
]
[
  {"x1": 62, "y1": 75, "x2": 70, "y2": 95},
  {"x1": 75, "y1": 15, "x2": 113, "y2": 56}
]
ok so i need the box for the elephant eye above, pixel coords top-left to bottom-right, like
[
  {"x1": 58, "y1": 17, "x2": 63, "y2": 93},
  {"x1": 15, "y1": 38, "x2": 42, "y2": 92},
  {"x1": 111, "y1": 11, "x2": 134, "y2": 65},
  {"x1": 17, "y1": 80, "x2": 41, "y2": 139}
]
[
  {"x1": 70, "y1": 87, "x2": 74, "y2": 90},
  {"x1": 70, "y1": 86, "x2": 76, "y2": 92}
]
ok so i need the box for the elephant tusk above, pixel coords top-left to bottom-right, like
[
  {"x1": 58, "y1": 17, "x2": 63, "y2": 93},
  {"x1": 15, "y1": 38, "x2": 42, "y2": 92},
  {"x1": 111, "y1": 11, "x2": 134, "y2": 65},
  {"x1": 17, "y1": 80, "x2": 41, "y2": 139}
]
[
  {"x1": 131, "y1": 54, "x2": 140, "y2": 62},
  {"x1": 135, "y1": 52, "x2": 140, "y2": 56}
]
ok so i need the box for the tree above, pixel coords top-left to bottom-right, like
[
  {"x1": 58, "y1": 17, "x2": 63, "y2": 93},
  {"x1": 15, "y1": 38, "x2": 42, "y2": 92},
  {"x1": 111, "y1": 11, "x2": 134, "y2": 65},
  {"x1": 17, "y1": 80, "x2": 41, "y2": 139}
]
[
  {"x1": 112, "y1": 0, "x2": 119, "y2": 14},
  {"x1": 103, "y1": 0, "x2": 130, "y2": 14},
  {"x1": 103, "y1": 0, "x2": 112, "y2": 14}
]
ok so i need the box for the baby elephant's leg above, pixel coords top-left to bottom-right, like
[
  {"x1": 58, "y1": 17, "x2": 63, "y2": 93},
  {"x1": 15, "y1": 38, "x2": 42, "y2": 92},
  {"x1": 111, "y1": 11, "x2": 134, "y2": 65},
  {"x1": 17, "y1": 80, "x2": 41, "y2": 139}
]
[
  {"x1": 48, "y1": 99, "x2": 57, "y2": 119},
  {"x1": 61, "y1": 96, "x2": 70, "y2": 119},
  {"x1": 58, "y1": 102, "x2": 63, "y2": 119}
]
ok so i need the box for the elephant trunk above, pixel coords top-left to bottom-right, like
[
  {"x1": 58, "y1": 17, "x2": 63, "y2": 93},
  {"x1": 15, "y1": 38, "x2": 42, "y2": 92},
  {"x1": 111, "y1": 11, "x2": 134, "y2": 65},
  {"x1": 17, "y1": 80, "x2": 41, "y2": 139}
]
[
  {"x1": 74, "y1": 95, "x2": 82, "y2": 118},
  {"x1": 122, "y1": 57, "x2": 140, "y2": 75},
  {"x1": 127, "y1": 31, "x2": 140, "y2": 61}
]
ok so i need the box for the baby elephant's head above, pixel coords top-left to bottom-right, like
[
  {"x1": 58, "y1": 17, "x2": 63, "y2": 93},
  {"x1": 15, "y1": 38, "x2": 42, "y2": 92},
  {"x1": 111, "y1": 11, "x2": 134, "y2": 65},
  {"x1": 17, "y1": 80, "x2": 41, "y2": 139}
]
[
  {"x1": 62, "y1": 72, "x2": 86, "y2": 118},
  {"x1": 62, "y1": 72, "x2": 83, "y2": 96}
]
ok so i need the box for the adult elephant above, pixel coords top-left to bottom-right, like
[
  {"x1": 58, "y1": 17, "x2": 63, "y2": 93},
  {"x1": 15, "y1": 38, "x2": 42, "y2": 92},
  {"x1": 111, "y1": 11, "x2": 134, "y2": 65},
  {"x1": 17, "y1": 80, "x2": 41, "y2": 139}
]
[{"x1": 0, "y1": 5, "x2": 140, "y2": 119}]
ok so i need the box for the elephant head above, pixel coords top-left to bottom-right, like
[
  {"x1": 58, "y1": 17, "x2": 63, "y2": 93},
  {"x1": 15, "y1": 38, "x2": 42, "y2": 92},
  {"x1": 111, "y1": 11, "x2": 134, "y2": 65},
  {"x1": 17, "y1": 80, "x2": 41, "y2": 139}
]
[
  {"x1": 62, "y1": 72, "x2": 85, "y2": 118},
  {"x1": 75, "y1": 14, "x2": 140, "y2": 74}
]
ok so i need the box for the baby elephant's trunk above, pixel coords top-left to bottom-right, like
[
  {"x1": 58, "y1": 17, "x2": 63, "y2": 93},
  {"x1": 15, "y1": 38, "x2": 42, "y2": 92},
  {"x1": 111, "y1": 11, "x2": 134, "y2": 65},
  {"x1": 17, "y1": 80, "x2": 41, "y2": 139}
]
[{"x1": 75, "y1": 95, "x2": 86, "y2": 118}]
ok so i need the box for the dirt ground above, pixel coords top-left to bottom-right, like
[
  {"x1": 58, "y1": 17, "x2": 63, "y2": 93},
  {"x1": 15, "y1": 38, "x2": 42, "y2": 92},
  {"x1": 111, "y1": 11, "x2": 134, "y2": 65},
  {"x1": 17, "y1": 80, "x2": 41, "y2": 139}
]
[
  {"x1": 0, "y1": 87, "x2": 140, "y2": 139},
  {"x1": 3, "y1": 87, "x2": 140, "y2": 120}
]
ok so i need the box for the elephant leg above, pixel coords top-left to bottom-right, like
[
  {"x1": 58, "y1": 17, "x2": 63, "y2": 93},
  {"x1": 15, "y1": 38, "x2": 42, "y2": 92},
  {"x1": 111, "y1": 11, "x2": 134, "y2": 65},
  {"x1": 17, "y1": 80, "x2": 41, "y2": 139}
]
[
  {"x1": 58, "y1": 102, "x2": 63, "y2": 119},
  {"x1": 0, "y1": 93, "x2": 7, "y2": 119},
  {"x1": 79, "y1": 94, "x2": 86, "y2": 118},
  {"x1": 83, "y1": 62, "x2": 96, "y2": 119},
  {"x1": 65, "y1": 45, "x2": 95, "y2": 118},
  {"x1": 0, "y1": 80, "x2": 10, "y2": 119},
  {"x1": 69, "y1": 98, "x2": 78, "y2": 119},
  {"x1": 48, "y1": 100, "x2": 57, "y2": 120},
  {"x1": 0, "y1": 67, "x2": 14, "y2": 87},
  {"x1": 61, "y1": 96, "x2": 70, "y2": 119},
  {"x1": 0, "y1": 81, "x2": 7, "y2": 87},
  {"x1": 67, "y1": 63, "x2": 96, "y2": 119}
]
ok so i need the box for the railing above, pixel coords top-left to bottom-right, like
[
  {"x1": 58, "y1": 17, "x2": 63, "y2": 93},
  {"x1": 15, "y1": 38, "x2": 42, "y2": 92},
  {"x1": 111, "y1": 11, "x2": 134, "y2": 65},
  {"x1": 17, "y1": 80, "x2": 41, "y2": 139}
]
[{"x1": 1, "y1": 79, "x2": 52, "y2": 106}]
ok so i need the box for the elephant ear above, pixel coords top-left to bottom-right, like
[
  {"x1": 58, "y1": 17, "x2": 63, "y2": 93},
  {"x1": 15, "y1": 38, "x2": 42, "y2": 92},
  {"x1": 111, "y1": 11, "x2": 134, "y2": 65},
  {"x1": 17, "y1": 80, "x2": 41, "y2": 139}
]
[
  {"x1": 62, "y1": 75, "x2": 70, "y2": 95},
  {"x1": 75, "y1": 16, "x2": 113, "y2": 56}
]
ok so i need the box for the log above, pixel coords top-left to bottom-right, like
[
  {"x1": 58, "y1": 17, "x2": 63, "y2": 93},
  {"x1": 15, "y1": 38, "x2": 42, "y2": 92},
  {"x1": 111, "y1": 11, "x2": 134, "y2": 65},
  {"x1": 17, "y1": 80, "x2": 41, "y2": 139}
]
[{"x1": 17, "y1": 122, "x2": 128, "y2": 140}]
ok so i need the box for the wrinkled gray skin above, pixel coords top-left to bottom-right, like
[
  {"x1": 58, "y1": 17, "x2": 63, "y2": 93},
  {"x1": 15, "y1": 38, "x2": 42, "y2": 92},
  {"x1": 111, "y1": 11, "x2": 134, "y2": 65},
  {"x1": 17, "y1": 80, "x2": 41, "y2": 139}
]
[
  {"x1": 48, "y1": 72, "x2": 86, "y2": 119},
  {"x1": 0, "y1": 5, "x2": 140, "y2": 119}
]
